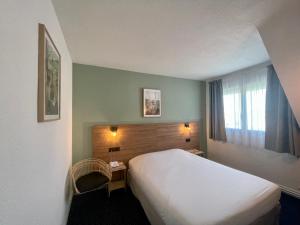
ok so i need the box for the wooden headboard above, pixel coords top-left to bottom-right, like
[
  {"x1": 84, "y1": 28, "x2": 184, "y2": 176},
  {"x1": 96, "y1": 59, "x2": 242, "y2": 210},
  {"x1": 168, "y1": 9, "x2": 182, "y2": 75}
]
[{"x1": 92, "y1": 121, "x2": 199, "y2": 163}]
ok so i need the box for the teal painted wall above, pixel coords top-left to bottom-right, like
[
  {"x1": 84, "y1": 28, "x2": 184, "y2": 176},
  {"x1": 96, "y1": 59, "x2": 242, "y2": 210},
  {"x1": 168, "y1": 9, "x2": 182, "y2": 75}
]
[{"x1": 73, "y1": 63, "x2": 206, "y2": 163}]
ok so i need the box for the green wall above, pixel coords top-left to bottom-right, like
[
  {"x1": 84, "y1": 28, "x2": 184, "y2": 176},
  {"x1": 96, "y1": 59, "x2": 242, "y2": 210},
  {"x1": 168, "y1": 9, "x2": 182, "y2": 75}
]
[{"x1": 73, "y1": 63, "x2": 206, "y2": 163}]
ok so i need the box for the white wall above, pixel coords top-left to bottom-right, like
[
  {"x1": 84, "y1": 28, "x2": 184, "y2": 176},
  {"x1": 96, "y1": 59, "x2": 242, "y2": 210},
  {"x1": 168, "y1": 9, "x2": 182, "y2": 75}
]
[
  {"x1": 207, "y1": 140, "x2": 300, "y2": 190},
  {"x1": 0, "y1": 0, "x2": 72, "y2": 225},
  {"x1": 206, "y1": 64, "x2": 300, "y2": 192},
  {"x1": 258, "y1": 0, "x2": 300, "y2": 125}
]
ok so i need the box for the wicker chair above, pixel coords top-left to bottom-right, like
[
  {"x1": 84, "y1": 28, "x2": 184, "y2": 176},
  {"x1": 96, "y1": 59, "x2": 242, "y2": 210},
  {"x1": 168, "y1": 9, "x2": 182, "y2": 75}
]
[{"x1": 71, "y1": 158, "x2": 112, "y2": 195}]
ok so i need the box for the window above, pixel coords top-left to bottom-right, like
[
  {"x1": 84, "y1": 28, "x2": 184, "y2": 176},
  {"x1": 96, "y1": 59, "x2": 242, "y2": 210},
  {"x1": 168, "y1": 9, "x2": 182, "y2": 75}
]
[
  {"x1": 246, "y1": 88, "x2": 266, "y2": 131},
  {"x1": 222, "y1": 68, "x2": 267, "y2": 148},
  {"x1": 224, "y1": 90, "x2": 242, "y2": 129}
]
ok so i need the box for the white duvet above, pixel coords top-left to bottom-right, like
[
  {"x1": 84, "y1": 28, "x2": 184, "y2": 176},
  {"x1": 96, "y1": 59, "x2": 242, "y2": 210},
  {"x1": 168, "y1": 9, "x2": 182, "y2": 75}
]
[{"x1": 128, "y1": 149, "x2": 281, "y2": 225}]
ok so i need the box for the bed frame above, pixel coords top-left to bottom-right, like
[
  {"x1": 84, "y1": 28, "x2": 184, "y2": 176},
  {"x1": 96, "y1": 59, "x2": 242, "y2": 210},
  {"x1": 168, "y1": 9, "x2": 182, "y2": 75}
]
[
  {"x1": 92, "y1": 121, "x2": 200, "y2": 163},
  {"x1": 249, "y1": 204, "x2": 280, "y2": 225}
]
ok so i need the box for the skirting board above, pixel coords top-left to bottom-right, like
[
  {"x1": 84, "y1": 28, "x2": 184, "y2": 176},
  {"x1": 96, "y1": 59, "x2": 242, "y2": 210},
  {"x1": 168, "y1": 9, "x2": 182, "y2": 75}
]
[{"x1": 280, "y1": 185, "x2": 300, "y2": 199}]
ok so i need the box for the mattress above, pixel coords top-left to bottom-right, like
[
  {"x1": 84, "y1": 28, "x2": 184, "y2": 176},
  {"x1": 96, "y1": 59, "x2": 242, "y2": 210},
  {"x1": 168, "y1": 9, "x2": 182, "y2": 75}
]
[{"x1": 128, "y1": 149, "x2": 281, "y2": 225}]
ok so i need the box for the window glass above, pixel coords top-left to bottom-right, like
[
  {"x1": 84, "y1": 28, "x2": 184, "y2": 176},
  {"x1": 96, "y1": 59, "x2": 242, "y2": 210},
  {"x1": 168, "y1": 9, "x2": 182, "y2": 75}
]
[
  {"x1": 246, "y1": 88, "x2": 266, "y2": 131},
  {"x1": 222, "y1": 69, "x2": 267, "y2": 132},
  {"x1": 224, "y1": 92, "x2": 241, "y2": 129},
  {"x1": 221, "y1": 67, "x2": 267, "y2": 148}
]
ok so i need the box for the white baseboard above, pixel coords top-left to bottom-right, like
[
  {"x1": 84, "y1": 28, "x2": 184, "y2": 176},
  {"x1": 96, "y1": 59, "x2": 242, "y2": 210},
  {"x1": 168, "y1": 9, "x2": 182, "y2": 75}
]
[{"x1": 280, "y1": 185, "x2": 300, "y2": 199}]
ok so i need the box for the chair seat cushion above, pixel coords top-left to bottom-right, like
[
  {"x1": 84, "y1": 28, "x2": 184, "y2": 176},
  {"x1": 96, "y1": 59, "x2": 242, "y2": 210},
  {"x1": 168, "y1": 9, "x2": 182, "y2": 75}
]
[{"x1": 76, "y1": 172, "x2": 109, "y2": 193}]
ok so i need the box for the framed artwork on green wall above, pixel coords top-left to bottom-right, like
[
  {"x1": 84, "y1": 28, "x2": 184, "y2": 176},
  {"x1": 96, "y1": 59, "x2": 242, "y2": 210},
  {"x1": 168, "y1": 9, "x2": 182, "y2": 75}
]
[
  {"x1": 143, "y1": 89, "x2": 161, "y2": 117},
  {"x1": 37, "y1": 23, "x2": 61, "y2": 122}
]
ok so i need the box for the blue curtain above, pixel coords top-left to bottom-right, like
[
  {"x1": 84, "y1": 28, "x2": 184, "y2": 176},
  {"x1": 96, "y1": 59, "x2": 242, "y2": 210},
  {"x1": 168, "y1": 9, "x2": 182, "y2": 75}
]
[
  {"x1": 209, "y1": 80, "x2": 227, "y2": 142},
  {"x1": 265, "y1": 65, "x2": 300, "y2": 157}
]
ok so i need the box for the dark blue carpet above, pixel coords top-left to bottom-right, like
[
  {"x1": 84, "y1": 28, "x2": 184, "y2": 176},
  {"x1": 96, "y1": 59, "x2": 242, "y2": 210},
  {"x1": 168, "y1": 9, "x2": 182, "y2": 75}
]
[
  {"x1": 67, "y1": 189, "x2": 300, "y2": 225},
  {"x1": 280, "y1": 193, "x2": 300, "y2": 225},
  {"x1": 67, "y1": 189, "x2": 150, "y2": 225}
]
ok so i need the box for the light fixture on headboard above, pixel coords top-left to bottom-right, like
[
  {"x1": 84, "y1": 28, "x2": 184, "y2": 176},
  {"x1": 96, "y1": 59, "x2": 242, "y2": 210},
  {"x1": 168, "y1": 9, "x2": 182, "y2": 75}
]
[
  {"x1": 109, "y1": 126, "x2": 120, "y2": 167},
  {"x1": 184, "y1": 122, "x2": 190, "y2": 130},
  {"x1": 110, "y1": 126, "x2": 118, "y2": 137},
  {"x1": 184, "y1": 122, "x2": 191, "y2": 142}
]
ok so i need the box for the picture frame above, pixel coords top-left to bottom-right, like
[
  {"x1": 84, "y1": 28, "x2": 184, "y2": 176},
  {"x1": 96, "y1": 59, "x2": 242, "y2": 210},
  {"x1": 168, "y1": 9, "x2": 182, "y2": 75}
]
[
  {"x1": 143, "y1": 89, "x2": 161, "y2": 117},
  {"x1": 38, "y1": 23, "x2": 61, "y2": 122}
]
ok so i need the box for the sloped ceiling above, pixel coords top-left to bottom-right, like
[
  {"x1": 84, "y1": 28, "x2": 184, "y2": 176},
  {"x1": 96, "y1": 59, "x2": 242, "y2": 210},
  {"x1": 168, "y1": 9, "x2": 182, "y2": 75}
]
[
  {"x1": 258, "y1": 0, "x2": 300, "y2": 124},
  {"x1": 52, "y1": 0, "x2": 284, "y2": 79}
]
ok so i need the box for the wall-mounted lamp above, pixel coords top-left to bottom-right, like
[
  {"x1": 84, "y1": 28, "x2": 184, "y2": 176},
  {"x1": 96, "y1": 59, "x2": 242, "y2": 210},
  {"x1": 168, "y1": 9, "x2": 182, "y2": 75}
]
[
  {"x1": 110, "y1": 126, "x2": 118, "y2": 137},
  {"x1": 108, "y1": 126, "x2": 120, "y2": 166},
  {"x1": 184, "y1": 122, "x2": 190, "y2": 130},
  {"x1": 184, "y1": 122, "x2": 191, "y2": 142}
]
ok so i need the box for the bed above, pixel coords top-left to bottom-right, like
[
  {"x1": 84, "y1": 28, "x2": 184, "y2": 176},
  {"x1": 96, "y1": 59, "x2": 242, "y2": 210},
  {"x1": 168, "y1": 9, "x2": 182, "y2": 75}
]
[{"x1": 128, "y1": 149, "x2": 281, "y2": 225}]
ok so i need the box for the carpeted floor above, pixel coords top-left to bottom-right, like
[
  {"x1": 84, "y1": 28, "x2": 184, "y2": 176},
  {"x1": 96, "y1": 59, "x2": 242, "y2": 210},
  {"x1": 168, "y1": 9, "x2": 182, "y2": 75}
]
[
  {"x1": 67, "y1": 188, "x2": 150, "y2": 225},
  {"x1": 67, "y1": 189, "x2": 300, "y2": 225},
  {"x1": 280, "y1": 193, "x2": 300, "y2": 225}
]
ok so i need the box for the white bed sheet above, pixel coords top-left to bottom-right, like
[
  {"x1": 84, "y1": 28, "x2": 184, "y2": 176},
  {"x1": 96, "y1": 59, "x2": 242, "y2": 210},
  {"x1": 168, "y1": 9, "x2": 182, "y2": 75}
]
[{"x1": 128, "y1": 149, "x2": 281, "y2": 225}]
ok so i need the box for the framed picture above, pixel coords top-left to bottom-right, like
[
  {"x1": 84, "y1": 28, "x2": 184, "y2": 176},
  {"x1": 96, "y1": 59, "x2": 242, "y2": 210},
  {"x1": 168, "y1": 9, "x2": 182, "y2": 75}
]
[
  {"x1": 143, "y1": 89, "x2": 161, "y2": 117},
  {"x1": 38, "y1": 23, "x2": 61, "y2": 122}
]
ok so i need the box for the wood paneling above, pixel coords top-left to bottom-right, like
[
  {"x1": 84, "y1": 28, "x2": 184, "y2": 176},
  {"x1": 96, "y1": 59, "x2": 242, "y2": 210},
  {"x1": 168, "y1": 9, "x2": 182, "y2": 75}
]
[{"x1": 92, "y1": 122, "x2": 199, "y2": 163}]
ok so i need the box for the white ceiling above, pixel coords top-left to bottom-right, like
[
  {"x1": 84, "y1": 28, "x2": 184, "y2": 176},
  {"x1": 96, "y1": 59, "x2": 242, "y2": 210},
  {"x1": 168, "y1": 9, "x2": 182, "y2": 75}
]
[{"x1": 52, "y1": 0, "x2": 284, "y2": 80}]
